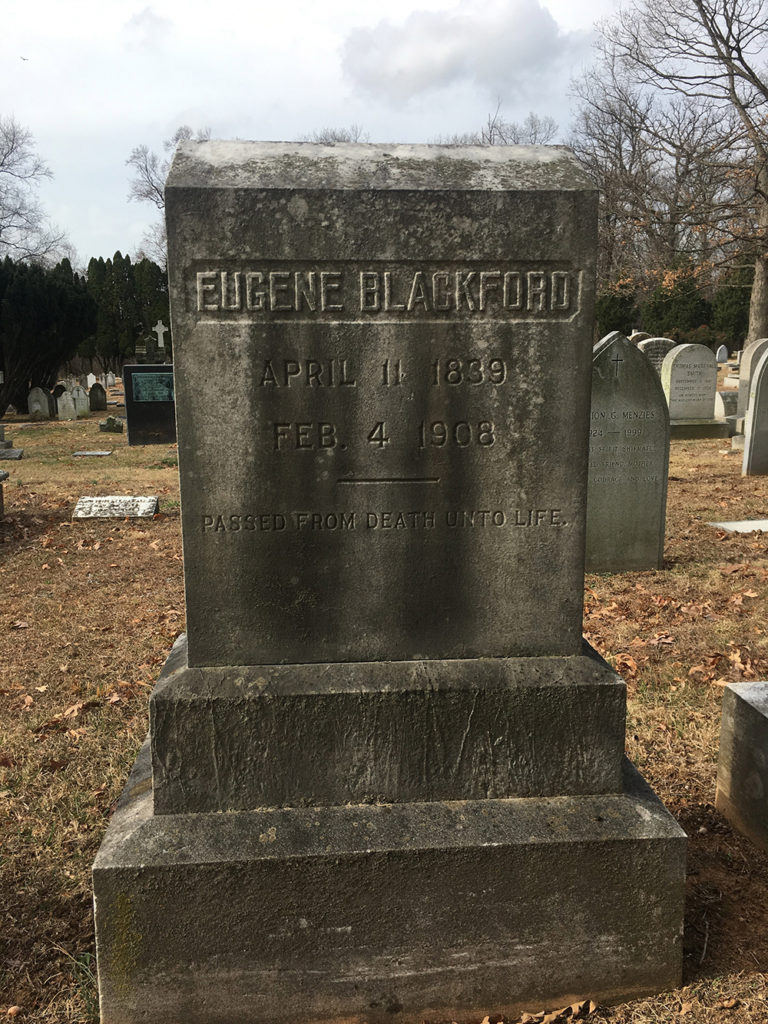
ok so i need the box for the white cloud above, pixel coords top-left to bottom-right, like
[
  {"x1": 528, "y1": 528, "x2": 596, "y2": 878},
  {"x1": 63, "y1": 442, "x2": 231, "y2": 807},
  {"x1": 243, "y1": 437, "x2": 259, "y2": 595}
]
[
  {"x1": 123, "y1": 6, "x2": 173, "y2": 50},
  {"x1": 342, "y1": 0, "x2": 590, "y2": 106}
]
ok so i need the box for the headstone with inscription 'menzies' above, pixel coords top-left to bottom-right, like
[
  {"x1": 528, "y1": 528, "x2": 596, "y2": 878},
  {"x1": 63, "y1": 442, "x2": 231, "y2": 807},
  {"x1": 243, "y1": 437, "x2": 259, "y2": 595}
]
[
  {"x1": 586, "y1": 333, "x2": 670, "y2": 571},
  {"x1": 122, "y1": 363, "x2": 176, "y2": 445},
  {"x1": 93, "y1": 142, "x2": 685, "y2": 1024}
]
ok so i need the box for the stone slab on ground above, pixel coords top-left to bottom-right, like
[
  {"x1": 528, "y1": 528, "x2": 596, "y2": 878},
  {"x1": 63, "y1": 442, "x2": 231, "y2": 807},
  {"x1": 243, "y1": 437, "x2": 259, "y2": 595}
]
[
  {"x1": 94, "y1": 740, "x2": 685, "y2": 1024},
  {"x1": 0, "y1": 448, "x2": 23, "y2": 460},
  {"x1": 669, "y1": 419, "x2": 730, "y2": 439},
  {"x1": 151, "y1": 636, "x2": 626, "y2": 813},
  {"x1": 716, "y1": 683, "x2": 768, "y2": 851},
  {"x1": 73, "y1": 496, "x2": 159, "y2": 519},
  {"x1": 709, "y1": 519, "x2": 768, "y2": 533},
  {"x1": 72, "y1": 450, "x2": 113, "y2": 457}
]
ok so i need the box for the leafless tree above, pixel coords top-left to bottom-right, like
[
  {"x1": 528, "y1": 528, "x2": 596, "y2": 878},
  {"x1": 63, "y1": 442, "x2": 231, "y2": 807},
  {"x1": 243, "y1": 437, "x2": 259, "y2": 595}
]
[
  {"x1": 0, "y1": 115, "x2": 67, "y2": 262},
  {"x1": 599, "y1": 0, "x2": 768, "y2": 340},
  {"x1": 435, "y1": 106, "x2": 559, "y2": 146},
  {"x1": 570, "y1": 54, "x2": 747, "y2": 295},
  {"x1": 127, "y1": 125, "x2": 211, "y2": 264},
  {"x1": 299, "y1": 124, "x2": 370, "y2": 144}
]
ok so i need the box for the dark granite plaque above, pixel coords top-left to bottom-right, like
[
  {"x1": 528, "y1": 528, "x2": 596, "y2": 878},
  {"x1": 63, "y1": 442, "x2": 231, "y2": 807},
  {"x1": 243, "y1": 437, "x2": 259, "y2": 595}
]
[
  {"x1": 166, "y1": 143, "x2": 598, "y2": 667},
  {"x1": 123, "y1": 364, "x2": 176, "y2": 446}
]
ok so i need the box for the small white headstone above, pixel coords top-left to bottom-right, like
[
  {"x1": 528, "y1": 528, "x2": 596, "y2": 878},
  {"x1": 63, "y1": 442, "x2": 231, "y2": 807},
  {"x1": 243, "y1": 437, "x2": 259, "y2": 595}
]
[
  {"x1": 106, "y1": 372, "x2": 116, "y2": 387},
  {"x1": 87, "y1": 373, "x2": 98, "y2": 389},
  {"x1": 73, "y1": 450, "x2": 113, "y2": 457},
  {"x1": 715, "y1": 345, "x2": 729, "y2": 363},
  {"x1": 72, "y1": 495, "x2": 159, "y2": 519}
]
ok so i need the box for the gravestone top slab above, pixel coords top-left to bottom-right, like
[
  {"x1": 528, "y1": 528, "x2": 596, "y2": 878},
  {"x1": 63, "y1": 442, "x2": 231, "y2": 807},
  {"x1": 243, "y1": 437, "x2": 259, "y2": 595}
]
[
  {"x1": 166, "y1": 141, "x2": 598, "y2": 667},
  {"x1": 73, "y1": 495, "x2": 159, "y2": 519}
]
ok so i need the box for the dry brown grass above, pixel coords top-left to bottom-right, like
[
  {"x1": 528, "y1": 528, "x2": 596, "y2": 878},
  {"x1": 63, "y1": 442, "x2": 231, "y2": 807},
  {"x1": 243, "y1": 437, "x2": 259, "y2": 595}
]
[{"x1": 1, "y1": 420, "x2": 768, "y2": 1023}]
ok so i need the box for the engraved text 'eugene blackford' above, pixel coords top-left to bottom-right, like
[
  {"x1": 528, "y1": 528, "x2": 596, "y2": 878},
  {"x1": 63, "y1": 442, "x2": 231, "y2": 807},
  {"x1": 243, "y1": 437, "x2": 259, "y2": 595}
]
[{"x1": 194, "y1": 265, "x2": 580, "y2": 318}]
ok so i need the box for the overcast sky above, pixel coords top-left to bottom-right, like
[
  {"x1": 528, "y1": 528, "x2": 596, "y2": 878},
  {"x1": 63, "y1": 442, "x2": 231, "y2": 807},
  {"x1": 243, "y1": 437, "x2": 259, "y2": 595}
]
[{"x1": 3, "y1": 0, "x2": 619, "y2": 266}]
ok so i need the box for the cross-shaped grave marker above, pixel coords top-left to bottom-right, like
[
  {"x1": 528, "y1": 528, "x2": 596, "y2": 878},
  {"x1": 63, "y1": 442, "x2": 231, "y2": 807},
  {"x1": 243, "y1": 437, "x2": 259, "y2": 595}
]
[{"x1": 153, "y1": 319, "x2": 169, "y2": 350}]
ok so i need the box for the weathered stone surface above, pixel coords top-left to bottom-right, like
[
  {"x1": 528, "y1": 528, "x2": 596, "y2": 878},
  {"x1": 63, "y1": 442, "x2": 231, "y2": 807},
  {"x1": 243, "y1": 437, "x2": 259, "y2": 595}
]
[
  {"x1": 716, "y1": 683, "x2": 768, "y2": 851},
  {"x1": 28, "y1": 386, "x2": 53, "y2": 421},
  {"x1": 99, "y1": 416, "x2": 125, "y2": 433},
  {"x1": 57, "y1": 391, "x2": 77, "y2": 421},
  {"x1": 637, "y1": 337, "x2": 676, "y2": 375},
  {"x1": 669, "y1": 419, "x2": 730, "y2": 439},
  {"x1": 94, "y1": 742, "x2": 685, "y2": 1024},
  {"x1": 743, "y1": 349, "x2": 768, "y2": 475},
  {"x1": 0, "y1": 448, "x2": 23, "y2": 460},
  {"x1": 661, "y1": 344, "x2": 717, "y2": 420},
  {"x1": 89, "y1": 381, "x2": 107, "y2": 411},
  {"x1": 737, "y1": 338, "x2": 768, "y2": 416},
  {"x1": 715, "y1": 390, "x2": 738, "y2": 418},
  {"x1": 166, "y1": 142, "x2": 598, "y2": 667},
  {"x1": 123, "y1": 364, "x2": 176, "y2": 446},
  {"x1": 73, "y1": 495, "x2": 159, "y2": 519},
  {"x1": 151, "y1": 635, "x2": 626, "y2": 813},
  {"x1": 586, "y1": 333, "x2": 669, "y2": 572},
  {"x1": 628, "y1": 330, "x2": 650, "y2": 344},
  {"x1": 716, "y1": 344, "x2": 729, "y2": 363},
  {"x1": 94, "y1": 143, "x2": 685, "y2": 1023},
  {"x1": 71, "y1": 384, "x2": 90, "y2": 418},
  {"x1": 73, "y1": 450, "x2": 112, "y2": 457},
  {"x1": 709, "y1": 519, "x2": 768, "y2": 533}
]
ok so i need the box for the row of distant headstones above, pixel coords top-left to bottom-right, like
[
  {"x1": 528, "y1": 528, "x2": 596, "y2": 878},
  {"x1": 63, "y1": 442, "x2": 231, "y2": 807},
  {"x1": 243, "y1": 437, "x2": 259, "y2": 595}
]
[
  {"x1": 26, "y1": 374, "x2": 121, "y2": 421},
  {"x1": 619, "y1": 334, "x2": 761, "y2": 424}
]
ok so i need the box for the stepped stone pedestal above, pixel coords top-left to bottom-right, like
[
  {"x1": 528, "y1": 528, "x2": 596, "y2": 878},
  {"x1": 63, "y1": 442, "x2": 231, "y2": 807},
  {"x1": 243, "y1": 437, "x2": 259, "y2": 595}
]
[{"x1": 93, "y1": 142, "x2": 685, "y2": 1023}]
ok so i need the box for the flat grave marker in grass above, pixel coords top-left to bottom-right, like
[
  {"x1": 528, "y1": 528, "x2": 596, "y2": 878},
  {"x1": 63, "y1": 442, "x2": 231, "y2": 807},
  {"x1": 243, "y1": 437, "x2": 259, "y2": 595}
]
[
  {"x1": 72, "y1": 495, "x2": 158, "y2": 519},
  {"x1": 72, "y1": 450, "x2": 113, "y2": 457}
]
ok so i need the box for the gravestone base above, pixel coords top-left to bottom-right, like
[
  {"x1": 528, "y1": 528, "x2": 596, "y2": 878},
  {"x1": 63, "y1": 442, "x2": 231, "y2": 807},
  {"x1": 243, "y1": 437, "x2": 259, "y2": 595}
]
[
  {"x1": 715, "y1": 682, "x2": 768, "y2": 851},
  {"x1": 669, "y1": 418, "x2": 730, "y2": 439},
  {"x1": 150, "y1": 636, "x2": 627, "y2": 813},
  {"x1": 94, "y1": 742, "x2": 685, "y2": 1024}
]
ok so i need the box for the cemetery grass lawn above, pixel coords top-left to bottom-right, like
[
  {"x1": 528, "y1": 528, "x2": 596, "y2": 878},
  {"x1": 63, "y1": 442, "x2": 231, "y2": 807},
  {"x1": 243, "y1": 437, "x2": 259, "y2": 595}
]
[{"x1": 1, "y1": 430, "x2": 768, "y2": 1023}]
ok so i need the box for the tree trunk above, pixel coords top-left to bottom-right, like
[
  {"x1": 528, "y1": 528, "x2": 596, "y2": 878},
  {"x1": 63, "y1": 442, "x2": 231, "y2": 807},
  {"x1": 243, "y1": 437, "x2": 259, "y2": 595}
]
[{"x1": 748, "y1": 175, "x2": 768, "y2": 345}]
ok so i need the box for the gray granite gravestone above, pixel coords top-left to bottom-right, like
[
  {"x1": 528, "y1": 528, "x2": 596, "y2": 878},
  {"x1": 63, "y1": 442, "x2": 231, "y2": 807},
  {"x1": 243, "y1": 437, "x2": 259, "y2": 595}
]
[
  {"x1": 737, "y1": 338, "x2": 768, "y2": 416},
  {"x1": 716, "y1": 344, "x2": 729, "y2": 363},
  {"x1": 586, "y1": 333, "x2": 670, "y2": 571},
  {"x1": 637, "y1": 336, "x2": 676, "y2": 375},
  {"x1": 71, "y1": 384, "x2": 90, "y2": 418},
  {"x1": 92, "y1": 142, "x2": 685, "y2": 1024},
  {"x1": 123, "y1": 363, "x2": 176, "y2": 445},
  {"x1": 742, "y1": 349, "x2": 768, "y2": 475},
  {"x1": 89, "y1": 381, "x2": 107, "y2": 411},
  {"x1": 27, "y1": 386, "x2": 53, "y2": 421},
  {"x1": 56, "y1": 391, "x2": 76, "y2": 421},
  {"x1": 661, "y1": 343, "x2": 727, "y2": 437},
  {"x1": 628, "y1": 330, "x2": 650, "y2": 344},
  {"x1": 716, "y1": 683, "x2": 768, "y2": 850}
]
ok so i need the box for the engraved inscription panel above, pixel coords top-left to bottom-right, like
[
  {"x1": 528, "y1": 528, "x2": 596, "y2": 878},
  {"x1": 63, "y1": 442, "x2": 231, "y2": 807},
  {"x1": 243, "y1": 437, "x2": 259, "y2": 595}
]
[
  {"x1": 132, "y1": 372, "x2": 175, "y2": 403},
  {"x1": 167, "y1": 146, "x2": 597, "y2": 666}
]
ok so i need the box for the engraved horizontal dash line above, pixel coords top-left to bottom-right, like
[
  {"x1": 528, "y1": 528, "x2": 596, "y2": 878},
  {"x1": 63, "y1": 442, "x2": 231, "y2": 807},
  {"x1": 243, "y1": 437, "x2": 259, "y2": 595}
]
[{"x1": 337, "y1": 477, "x2": 440, "y2": 485}]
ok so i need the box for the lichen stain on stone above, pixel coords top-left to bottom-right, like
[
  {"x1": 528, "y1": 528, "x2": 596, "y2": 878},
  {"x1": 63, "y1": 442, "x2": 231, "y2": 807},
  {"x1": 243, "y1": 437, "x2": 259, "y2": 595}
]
[
  {"x1": 128, "y1": 777, "x2": 152, "y2": 800},
  {"x1": 259, "y1": 826, "x2": 278, "y2": 844},
  {"x1": 110, "y1": 891, "x2": 143, "y2": 994}
]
